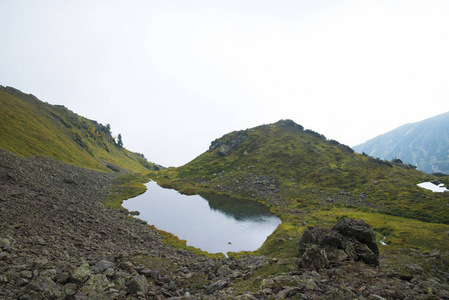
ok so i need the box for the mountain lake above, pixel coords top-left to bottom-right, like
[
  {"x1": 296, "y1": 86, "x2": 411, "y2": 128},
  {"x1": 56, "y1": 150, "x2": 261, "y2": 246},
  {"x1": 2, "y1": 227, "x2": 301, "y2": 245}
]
[{"x1": 122, "y1": 180, "x2": 281, "y2": 254}]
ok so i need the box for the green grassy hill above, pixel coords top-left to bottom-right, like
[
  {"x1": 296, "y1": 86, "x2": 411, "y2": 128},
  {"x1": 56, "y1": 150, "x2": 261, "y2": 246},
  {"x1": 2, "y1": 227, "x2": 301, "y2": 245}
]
[
  {"x1": 0, "y1": 86, "x2": 159, "y2": 173},
  {"x1": 152, "y1": 120, "x2": 449, "y2": 255},
  {"x1": 353, "y1": 111, "x2": 449, "y2": 174}
]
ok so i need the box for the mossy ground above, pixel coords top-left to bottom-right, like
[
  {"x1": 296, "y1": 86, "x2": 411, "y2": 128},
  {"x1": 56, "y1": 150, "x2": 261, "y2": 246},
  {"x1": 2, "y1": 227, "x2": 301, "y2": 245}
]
[
  {"x1": 149, "y1": 179, "x2": 449, "y2": 261},
  {"x1": 256, "y1": 207, "x2": 449, "y2": 259},
  {"x1": 104, "y1": 173, "x2": 151, "y2": 209}
]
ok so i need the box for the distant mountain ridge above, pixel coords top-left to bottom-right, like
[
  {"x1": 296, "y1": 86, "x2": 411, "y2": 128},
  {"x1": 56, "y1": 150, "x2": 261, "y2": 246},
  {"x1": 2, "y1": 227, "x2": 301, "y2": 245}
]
[
  {"x1": 0, "y1": 85, "x2": 161, "y2": 173},
  {"x1": 353, "y1": 112, "x2": 449, "y2": 174}
]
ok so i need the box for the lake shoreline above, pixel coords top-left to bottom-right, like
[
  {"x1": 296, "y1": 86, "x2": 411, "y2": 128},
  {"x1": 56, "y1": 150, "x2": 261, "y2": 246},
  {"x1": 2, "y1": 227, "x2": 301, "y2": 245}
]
[{"x1": 122, "y1": 180, "x2": 281, "y2": 255}]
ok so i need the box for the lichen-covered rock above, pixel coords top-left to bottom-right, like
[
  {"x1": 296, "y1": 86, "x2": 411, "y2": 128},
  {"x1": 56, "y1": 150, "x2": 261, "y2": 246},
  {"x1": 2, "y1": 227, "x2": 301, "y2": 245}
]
[
  {"x1": 217, "y1": 264, "x2": 231, "y2": 276},
  {"x1": 209, "y1": 131, "x2": 248, "y2": 156},
  {"x1": 0, "y1": 237, "x2": 11, "y2": 250},
  {"x1": 298, "y1": 245, "x2": 329, "y2": 270},
  {"x1": 62, "y1": 283, "x2": 78, "y2": 298},
  {"x1": 299, "y1": 277, "x2": 321, "y2": 292},
  {"x1": 24, "y1": 276, "x2": 62, "y2": 299},
  {"x1": 80, "y1": 274, "x2": 111, "y2": 295},
  {"x1": 71, "y1": 262, "x2": 91, "y2": 285}
]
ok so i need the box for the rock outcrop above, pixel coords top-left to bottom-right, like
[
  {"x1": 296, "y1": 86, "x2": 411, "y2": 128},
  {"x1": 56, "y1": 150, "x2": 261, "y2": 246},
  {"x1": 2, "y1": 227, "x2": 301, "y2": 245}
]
[
  {"x1": 209, "y1": 130, "x2": 248, "y2": 156},
  {"x1": 298, "y1": 219, "x2": 380, "y2": 270}
]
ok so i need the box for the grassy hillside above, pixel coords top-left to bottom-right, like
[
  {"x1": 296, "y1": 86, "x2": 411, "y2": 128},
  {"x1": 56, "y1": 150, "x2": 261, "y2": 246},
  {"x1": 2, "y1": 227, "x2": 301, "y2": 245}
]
[
  {"x1": 353, "y1": 111, "x2": 449, "y2": 174},
  {"x1": 151, "y1": 120, "x2": 449, "y2": 255},
  {"x1": 0, "y1": 86, "x2": 159, "y2": 173}
]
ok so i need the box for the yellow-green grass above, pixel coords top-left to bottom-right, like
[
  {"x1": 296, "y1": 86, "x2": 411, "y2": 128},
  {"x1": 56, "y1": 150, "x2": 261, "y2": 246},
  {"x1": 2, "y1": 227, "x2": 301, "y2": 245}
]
[
  {"x1": 153, "y1": 227, "x2": 225, "y2": 259},
  {"x1": 104, "y1": 173, "x2": 151, "y2": 208},
  {"x1": 0, "y1": 88, "x2": 154, "y2": 173},
  {"x1": 256, "y1": 207, "x2": 449, "y2": 259}
]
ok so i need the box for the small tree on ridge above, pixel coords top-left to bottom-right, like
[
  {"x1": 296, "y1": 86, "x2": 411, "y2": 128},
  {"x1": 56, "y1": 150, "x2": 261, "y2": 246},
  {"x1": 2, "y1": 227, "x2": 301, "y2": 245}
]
[{"x1": 117, "y1": 134, "x2": 123, "y2": 148}]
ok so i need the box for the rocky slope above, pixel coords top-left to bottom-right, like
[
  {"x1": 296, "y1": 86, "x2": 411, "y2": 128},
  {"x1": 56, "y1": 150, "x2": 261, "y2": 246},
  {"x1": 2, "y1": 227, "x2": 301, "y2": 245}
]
[
  {"x1": 353, "y1": 111, "x2": 449, "y2": 174},
  {"x1": 2, "y1": 146, "x2": 449, "y2": 298},
  {"x1": 0, "y1": 147, "x2": 282, "y2": 299}
]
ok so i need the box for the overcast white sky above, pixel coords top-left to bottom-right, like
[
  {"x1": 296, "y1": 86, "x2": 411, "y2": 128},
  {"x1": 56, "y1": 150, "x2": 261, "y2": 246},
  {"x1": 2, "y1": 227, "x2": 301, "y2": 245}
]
[{"x1": 1, "y1": 0, "x2": 448, "y2": 167}]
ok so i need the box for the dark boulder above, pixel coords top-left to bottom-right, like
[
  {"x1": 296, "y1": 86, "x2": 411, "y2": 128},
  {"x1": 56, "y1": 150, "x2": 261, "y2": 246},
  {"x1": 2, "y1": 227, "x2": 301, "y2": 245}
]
[
  {"x1": 333, "y1": 219, "x2": 379, "y2": 256},
  {"x1": 298, "y1": 219, "x2": 379, "y2": 269}
]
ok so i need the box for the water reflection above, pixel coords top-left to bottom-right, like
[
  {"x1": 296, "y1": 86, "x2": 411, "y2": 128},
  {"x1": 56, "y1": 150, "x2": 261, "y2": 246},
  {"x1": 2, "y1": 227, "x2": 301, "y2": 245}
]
[
  {"x1": 202, "y1": 193, "x2": 275, "y2": 221},
  {"x1": 122, "y1": 181, "x2": 281, "y2": 254}
]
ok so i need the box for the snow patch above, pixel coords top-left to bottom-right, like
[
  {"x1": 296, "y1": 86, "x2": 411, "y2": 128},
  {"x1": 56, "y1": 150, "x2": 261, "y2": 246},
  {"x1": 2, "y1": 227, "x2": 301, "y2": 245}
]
[{"x1": 417, "y1": 182, "x2": 448, "y2": 193}]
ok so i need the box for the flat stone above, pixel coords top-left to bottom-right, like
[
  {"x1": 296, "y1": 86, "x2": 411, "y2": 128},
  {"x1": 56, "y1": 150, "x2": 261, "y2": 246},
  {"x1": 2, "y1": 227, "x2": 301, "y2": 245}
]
[{"x1": 205, "y1": 280, "x2": 228, "y2": 294}]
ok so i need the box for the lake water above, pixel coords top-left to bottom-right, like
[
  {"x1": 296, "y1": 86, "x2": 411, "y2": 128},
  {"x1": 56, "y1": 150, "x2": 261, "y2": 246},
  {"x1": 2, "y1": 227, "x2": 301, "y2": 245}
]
[{"x1": 122, "y1": 181, "x2": 281, "y2": 254}]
